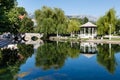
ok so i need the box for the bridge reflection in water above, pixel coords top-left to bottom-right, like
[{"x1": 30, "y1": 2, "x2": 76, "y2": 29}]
[{"x1": 1, "y1": 39, "x2": 44, "y2": 51}]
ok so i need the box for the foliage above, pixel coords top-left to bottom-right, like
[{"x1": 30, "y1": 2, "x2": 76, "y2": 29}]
[
  {"x1": 82, "y1": 17, "x2": 89, "y2": 24},
  {"x1": 0, "y1": 0, "x2": 17, "y2": 33},
  {"x1": 7, "y1": 7, "x2": 34, "y2": 34},
  {"x1": 7, "y1": 7, "x2": 21, "y2": 33},
  {"x1": 67, "y1": 19, "x2": 80, "y2": 37},
  {"x1": 97, "y1": 8, "x2": 117, "y2": 36},
  {"x1": 115, "y1": 18, "x2": 120, "y2": 35},
  {"x1": 19, "y1": 17, "x2": 34, "y2": 33},
  {"x1": 17, "y1": 44, "x2": 34, "y2": 58},
  {"x1": 34, "y1": 6, "x2": 67, "y2": 38},
  {"x1": 0, "y1": 0, "x2": 33, "y2": 34},
  {"x1": 54, "y1": 8, "x2": 68, "y2": 36}
]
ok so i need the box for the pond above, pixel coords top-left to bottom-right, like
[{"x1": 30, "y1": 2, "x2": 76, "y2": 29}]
[{"x1": 0, "y1": 41, "x2": 120, "y2": 80}]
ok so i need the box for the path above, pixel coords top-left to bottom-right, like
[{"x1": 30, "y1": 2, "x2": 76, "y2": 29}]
[{"x1": 0, "y1": 39, "x2": 13, "y2": 48}]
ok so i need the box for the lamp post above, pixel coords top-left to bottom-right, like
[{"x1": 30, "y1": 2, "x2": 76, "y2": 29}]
[{"x1": 109, "y1": 24, "x2": 111, "y2": 40}]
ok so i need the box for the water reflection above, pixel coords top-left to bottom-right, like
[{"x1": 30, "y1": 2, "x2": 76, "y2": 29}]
[
  {"x1": 80, "y1": 42, "x2": 97, "y2": 58},
  {"x1": 0, "y1": 43, "x2": 34, "y2": 80},
  {"x1": 0, "y1": 40, "x2": 120, "y2": 80},
  {"x1": 36, "y1": 42, "x2": 80, "y2": 70},
  {"x1": 97, "y1": 43, "x2": 117, "y2": 74},
  {"x1": 36, "y1": 41, "x2": 120, "y2": 74}
]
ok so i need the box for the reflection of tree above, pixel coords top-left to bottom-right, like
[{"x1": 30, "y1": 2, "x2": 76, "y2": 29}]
[
  {"x1": 112, "y1": 44, "x2": 120, "y2": 53},
  {"x1": 0, "y1": 44, "x2": 34, "y2": 80},
  {"x1": 0, "y1": 48, "x2": 19, "y2": 80},
  {"x1": 36, "y1": 42, "x2": 80, "y2": 70},
  {"x1": 17, "y1": 44, "x2": 34, "y2": 58},
  {"x1": 97, "y1": 44, "x2": 117, "y2": 74}
]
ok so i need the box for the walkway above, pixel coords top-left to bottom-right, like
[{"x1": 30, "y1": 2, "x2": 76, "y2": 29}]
[{"x1": 0, "y1": 39, "x2": 13, "y2": 48}]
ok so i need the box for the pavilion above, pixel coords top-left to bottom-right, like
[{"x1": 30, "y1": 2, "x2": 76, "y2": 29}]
[{"x1": 79, "y1": 22, "x2": 97, "y2": 38}]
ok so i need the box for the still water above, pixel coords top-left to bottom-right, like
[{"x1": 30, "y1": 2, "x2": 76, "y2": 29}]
[{"x1": 0, "y1": 41, "x2": 120, "y2": 80}]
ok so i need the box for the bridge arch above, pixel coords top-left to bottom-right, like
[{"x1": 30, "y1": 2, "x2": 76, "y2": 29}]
[{"x1": 24, "y1": 33, "x2": 43, "y2": 41}]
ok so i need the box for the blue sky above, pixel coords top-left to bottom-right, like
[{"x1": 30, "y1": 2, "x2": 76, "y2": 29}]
[{"x1": 17, "y1": 0, "x2": 120, "y2": 17}]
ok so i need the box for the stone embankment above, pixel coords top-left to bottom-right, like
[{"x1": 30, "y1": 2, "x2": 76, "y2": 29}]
[
  {"x1": 50, "y1": 36, "x2": 120, "y2": 44},
  {"x1": 49, "y1": 36, "x2": 80, "y2": 42}
]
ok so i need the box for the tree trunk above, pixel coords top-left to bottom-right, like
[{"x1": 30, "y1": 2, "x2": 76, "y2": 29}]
[{"x1": 57, "y1": 30, "x2": 59, "y2": 37}]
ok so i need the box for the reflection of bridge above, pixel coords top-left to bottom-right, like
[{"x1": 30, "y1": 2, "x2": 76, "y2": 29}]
[
  {"x1": 25, "y1": 39, "x2": 44, "y2": 49},
  {"x1": 24, "y1": 33, "x2": 43, "y2": 41}
]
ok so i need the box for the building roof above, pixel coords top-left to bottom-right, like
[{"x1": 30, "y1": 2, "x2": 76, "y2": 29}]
[{"x1": 81, "y1": 22, "x2": 97, "y2": 28}]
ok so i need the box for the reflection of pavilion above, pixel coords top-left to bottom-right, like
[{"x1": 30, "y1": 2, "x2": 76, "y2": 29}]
[{"x1": 80, "y1": 42, "x2": 97, "y2": 58}]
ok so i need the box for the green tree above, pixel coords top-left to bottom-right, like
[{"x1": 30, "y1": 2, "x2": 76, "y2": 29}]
[
  {"x1": 19, "y1": 17, "x2": 34, "y2": 33},
  {"x1": 115, "y1": 18, "x2": 120, "y2": 35},
  {"x1": 82, "y1": 17, "x2": 89, "y2": 24},
  {"x1": 97, "y1": 16, "x2": 106, "y2": 36},
  {"x1": 7, "y1": 7, "x2": 30, "y2": 34},
  {"x1": 0, "y1": 0, "x2": 32, "y2": 34},
  {"x1": 0, "y1": 0, "x2": 17, "y2": 33},
  {"x1": 34, "y1": 6, "x2": 67, "y2": 38},
  {"x1": 35, "y1": 6, "x2": 55, "y2": 38},
  {"x1": 67, "y1": 19, "x2": 80, "y2": 37},
  {"x1": 53, "y1": 8, "x2": 67, "y2": 37},
  {"x1": 97, "y1": 8, "x2": 117, "y2": 36}
]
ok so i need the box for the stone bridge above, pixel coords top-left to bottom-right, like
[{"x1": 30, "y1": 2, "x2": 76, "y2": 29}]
[
  {"x1": 24, "y1": 33, "x2": 43, "y2": 41},
  {"x1": 24, "y1": 33, "x2": 43, "y2": 49}
]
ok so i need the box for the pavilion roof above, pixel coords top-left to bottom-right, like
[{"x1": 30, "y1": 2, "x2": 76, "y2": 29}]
[
  {"x1": 81, "y1": 22, "x2": 97, "y2": 28},
  {"x1": 82, "y1": 54, "x2": 95, "y2": 58}
]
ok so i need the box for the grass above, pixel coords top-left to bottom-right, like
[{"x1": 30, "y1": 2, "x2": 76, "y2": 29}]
[{"x1": 111, "y1": 38, "x2": 120, "y2": 41}]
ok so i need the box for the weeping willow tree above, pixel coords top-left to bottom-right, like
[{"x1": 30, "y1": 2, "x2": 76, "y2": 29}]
[
  {"x1": 34, "y1": 6, "x2": 67, "y2": 38},
  {"x1": 67, "y1": 19, "x2": 80, "y2": 37},
  {"x1": 97, "y1": 8, "x2": 117, "y2": 36}
]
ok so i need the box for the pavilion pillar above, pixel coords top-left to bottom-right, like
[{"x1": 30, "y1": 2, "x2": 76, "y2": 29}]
[
  {"x1": 80, "y1": 28, "x2": 82, "y2": 34},
  {"x1": 95, "y1": 28, "x2": 97, "y2": 35},
  {"x1": 92, "y1": 28, "x2": 94, "y2": 39},
  {"x1": 92, "y1": 28, "x2": 94, "y2": 35},
  {"x1": 88, "y1": 28, "x2": 91, "y2": 36},
  {"x1": 84, "y1": 28, "x2": 86, "y2": 36},
  {"x1": 84, "y1": 45, "x2": 86, "y2": 53}
]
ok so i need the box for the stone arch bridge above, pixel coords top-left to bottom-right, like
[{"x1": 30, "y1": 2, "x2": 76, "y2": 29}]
[
  {"x1": 24, "y1": 33, "x2": 43, "y2": 41},
  {"x1": 24, "y1": 33, "x2": 44, "y2": 49}
]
